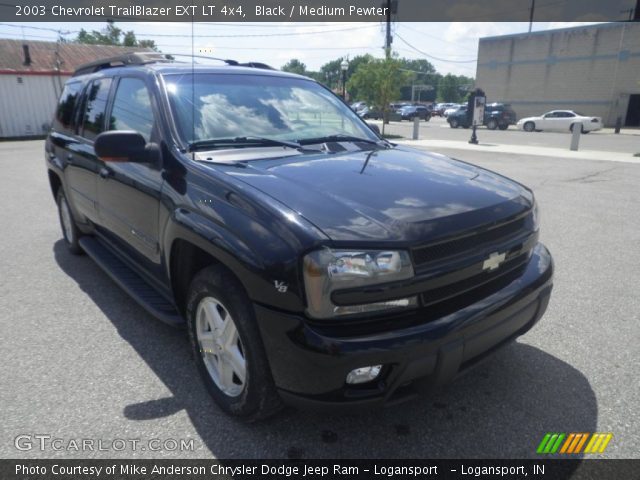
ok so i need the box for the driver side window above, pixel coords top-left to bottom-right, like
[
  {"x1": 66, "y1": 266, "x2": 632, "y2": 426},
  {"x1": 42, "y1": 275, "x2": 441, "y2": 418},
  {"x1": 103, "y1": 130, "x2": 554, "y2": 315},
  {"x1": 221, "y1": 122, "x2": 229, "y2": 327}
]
[{"x1": 109, "y1": 78, "x2": 155, "y2": 142}]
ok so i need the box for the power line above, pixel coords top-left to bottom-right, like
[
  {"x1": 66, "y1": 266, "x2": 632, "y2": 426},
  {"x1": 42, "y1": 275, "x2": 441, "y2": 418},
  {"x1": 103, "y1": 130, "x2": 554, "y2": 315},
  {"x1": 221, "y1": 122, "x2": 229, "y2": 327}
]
[
  {"x1": 401, "y1": 24, "x2": 478, "y2": 54},
  {"x1": 395, "y1": 32, "x2": 478, "y2": 64}
]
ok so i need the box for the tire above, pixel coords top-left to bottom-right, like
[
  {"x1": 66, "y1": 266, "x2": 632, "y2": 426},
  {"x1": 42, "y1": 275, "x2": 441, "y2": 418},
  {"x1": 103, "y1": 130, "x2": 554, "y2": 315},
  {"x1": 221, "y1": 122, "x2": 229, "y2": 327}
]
[
  {"x1": 486, "y1": 118, "x2": 498, "y2": 130},
  {"x1": 523, "y1": 121, "x2": 535, "y2": 132},
  {"x1": 186, "y1": 265, "x2": 283, "y2": 421},
  {"x1": 56, "y1": 189, "x2": 83, "y2": 255},
  {"x1": 570, "y1": 123, "x2": 586, "y2": 134},
  {"x1": 498, "y1": 123, "x2": 509, "y2": 130},
  {"x1": 449, "y1": 118, "x2": 459, "y2": 128}
]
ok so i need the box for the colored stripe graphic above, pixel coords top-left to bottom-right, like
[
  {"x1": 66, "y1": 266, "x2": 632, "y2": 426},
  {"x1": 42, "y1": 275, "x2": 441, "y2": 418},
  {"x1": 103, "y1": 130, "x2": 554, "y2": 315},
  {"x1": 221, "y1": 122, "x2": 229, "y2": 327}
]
[
  {"x1": 560, "y1": 433, "x2": 575, "y2": 453},
  {"x1": 537, "y1": 433, "x2": 565, "y2": 454},
  {"x1": 585, "y1": 433, "x2": 613, "y2": 454},
  {"x1": 537, "y1": 433, "x2": 552, "y2": 454},
  {"x1": 573, "y1": 433, "x2": 589, "y2": 454},
  {"x1": 538, "y1": 433, "x2": 613, "y2": 454}
]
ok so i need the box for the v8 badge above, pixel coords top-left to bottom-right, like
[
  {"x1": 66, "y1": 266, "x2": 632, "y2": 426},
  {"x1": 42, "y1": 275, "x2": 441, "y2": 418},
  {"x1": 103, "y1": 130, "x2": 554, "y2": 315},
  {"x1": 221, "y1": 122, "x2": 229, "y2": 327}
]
[{"x1": 274, "y1": 280, "x2": 288, "y2": 293}]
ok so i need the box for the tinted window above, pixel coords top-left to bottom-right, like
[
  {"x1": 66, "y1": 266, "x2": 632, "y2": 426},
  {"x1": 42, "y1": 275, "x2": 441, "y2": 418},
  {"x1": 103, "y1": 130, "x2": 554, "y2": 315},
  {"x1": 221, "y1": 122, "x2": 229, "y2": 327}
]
[
  {"x1": 54, "y1": 81, "x2": 82, "y2": 133},
  {"x1": 165, "y1": 73, "x2": 376, "y2": 144},
  {"x1": 110, "y1": 78, "x2": 155, "y2": 142},
  {"x1": 81, "y1": 78, "x2": 112, "y2": 140}
]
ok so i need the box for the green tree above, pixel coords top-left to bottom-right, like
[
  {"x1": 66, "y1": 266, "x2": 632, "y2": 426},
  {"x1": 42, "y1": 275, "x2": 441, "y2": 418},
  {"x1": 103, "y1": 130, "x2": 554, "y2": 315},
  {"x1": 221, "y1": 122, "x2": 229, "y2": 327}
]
[
  {"x1": 318, "y1": 58, "x2": 345, "y2": 91},
  {"x1": 346, "y1": 56, "x2": 411, "y2": 134},
  {"x1": 75, "y1": 21, "x2": 157, "y2": 51},
  {"x1": 281, "y1": 59, "x2": 307, "y2": 76},
  {"x1": 437, "y1": 73, "x2": 462, "y2": 103}
]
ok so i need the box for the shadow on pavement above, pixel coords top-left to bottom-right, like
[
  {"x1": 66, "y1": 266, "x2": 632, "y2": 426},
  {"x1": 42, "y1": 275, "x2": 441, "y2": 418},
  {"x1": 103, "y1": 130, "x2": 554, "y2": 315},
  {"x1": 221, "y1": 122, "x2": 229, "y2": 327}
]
[{"x1": 54, "y1": 240, "x2": 597, "y2": 459}]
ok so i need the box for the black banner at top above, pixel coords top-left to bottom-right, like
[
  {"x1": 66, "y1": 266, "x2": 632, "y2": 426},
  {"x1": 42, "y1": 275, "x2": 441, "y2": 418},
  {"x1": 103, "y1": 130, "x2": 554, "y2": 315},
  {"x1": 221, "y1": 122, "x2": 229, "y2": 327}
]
[{"x1": 1, "y1": 0, "x2": 639, "y2": 22}]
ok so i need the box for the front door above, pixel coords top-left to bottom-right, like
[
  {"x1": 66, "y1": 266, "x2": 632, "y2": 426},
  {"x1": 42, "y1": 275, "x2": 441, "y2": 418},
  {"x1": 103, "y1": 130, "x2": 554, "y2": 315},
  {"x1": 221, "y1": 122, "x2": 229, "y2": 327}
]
[{"x1": 96, "y1": 76, "x2": 165, "y2": 284}]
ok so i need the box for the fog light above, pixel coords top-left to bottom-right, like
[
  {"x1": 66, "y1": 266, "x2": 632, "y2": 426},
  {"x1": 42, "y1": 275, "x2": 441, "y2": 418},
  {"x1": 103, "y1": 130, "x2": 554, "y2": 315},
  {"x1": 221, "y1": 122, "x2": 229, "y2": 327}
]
[{"x1": 346, "y1": 365, "x2": 382, "y2": 384}]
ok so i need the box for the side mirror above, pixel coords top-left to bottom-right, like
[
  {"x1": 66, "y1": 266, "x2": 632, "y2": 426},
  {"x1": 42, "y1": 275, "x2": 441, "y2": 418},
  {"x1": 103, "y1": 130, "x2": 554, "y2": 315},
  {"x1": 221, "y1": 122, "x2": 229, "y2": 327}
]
[
  {"x1": 367, "y1": 123, "x2": 381, "y2": 135},
  {"x1": 94, "y1": 131, "x2": 159, "y2": 164}
]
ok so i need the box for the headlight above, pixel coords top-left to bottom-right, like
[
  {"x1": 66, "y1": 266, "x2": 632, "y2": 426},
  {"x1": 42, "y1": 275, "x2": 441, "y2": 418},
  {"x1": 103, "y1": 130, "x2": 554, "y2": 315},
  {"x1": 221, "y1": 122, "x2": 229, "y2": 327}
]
[{"x1": 303, "y1": 249, "x2": 416, "y2": 319}]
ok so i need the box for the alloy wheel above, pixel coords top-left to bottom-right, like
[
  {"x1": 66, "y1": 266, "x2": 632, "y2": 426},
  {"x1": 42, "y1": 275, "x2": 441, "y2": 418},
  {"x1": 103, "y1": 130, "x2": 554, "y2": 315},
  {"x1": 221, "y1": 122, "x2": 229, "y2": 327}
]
[{"x1": 196, "y1": 296, "x2": 247, "y2": 397}]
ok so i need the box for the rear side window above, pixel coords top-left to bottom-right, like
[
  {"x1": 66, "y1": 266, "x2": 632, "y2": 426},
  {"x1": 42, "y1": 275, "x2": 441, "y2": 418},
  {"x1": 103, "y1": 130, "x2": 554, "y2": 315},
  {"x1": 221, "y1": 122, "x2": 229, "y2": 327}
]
[
  {"x1": 54, "y1": 82, "x2": 82, "y2": 133},
  {"x1": 109, "y1": 78, "x2": 155, "y2": 142},
  {"x1": 81, "y1": 78, "x2": 112, "y2": 140}
]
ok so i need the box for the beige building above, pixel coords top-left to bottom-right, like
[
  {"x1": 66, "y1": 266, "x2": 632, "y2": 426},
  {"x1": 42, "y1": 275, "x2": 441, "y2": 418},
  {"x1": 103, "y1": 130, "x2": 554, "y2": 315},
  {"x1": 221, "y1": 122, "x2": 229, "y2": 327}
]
[
  {"x1": 476, "y1": 23, "x2": 640, "y2": 127},
  {"x1": 0, "y1": 39, "x2": 145, "y2": 138}
]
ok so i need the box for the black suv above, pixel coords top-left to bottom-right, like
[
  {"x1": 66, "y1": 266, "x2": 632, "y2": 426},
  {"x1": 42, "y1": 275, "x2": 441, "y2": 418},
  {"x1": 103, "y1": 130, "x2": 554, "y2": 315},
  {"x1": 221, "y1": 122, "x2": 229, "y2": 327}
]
[
  {"x1": 46, "y1": 53, "x2": 553, "y2": 420},
  {"x1": 484, "y1": 103, "x2": 517, "y2": 130},
  {"x1": 448, "y1": 103, "x2": 517, "y2": 130}
]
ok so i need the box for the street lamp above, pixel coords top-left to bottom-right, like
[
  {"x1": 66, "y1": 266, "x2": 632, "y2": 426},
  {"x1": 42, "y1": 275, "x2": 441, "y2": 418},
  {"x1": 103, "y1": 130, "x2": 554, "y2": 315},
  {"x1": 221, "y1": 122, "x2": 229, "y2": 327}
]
[{"x1": 341, "y1": 59, "x2": 348, "y2": 100}]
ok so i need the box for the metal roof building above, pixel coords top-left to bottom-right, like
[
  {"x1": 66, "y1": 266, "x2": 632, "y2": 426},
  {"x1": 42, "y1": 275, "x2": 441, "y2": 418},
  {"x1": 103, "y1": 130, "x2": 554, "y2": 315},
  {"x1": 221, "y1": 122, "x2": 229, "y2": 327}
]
[
  {"x1": 475, "y1": 23, "x2": 640, "y2": 128},
  {"x1": 0, "y1": 39, "x2": 145, "y2": 138}
]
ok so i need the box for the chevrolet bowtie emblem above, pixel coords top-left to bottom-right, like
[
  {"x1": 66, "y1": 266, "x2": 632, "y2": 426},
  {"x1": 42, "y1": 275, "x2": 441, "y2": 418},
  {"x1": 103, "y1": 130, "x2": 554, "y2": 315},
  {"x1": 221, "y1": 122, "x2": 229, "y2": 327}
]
[{"x1": 483, "y1": 252, "x2": 506, "y2": 271}]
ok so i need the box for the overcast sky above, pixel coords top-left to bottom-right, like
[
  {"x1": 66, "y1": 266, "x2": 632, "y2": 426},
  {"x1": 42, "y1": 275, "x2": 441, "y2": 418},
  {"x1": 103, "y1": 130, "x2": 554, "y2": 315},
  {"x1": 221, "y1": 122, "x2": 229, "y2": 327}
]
[{"x1": 0, "y1": 21, "x2": 600, "y2": 76}]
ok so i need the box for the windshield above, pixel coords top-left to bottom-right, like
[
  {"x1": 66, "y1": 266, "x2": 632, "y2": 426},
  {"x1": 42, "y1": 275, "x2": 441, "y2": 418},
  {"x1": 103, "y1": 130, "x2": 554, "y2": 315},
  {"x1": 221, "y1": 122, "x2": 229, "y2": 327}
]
[{"x1": 163, "y1": 73, "x2": 378, "y2": 146}]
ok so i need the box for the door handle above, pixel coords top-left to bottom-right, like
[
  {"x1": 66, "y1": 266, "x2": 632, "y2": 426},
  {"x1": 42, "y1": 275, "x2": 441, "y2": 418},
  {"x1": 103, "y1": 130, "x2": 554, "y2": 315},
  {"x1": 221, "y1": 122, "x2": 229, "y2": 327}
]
[{"x1": 98, "y1": 167, "x2": 113, "y2": 179}]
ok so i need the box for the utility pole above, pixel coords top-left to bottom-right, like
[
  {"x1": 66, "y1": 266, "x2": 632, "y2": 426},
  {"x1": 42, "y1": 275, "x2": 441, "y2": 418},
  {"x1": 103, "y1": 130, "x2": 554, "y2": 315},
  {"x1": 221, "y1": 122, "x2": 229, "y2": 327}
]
[
  {"x1": 528, "y1": 0, "x2": 535, "y2": 33},
  {"x1": 385, "y1": 0, "x2": 392, "y2": 59}
]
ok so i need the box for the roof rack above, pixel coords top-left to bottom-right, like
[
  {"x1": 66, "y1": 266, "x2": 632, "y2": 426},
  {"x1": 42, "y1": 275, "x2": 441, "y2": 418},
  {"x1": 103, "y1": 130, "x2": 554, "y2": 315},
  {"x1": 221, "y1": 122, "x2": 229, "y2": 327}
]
[
  {"x1": 73, "y1": 52, "x2": 275, "y2": 76},
  {"x1": 72, "y1": 52, "x2": 171, "y2": 76}
]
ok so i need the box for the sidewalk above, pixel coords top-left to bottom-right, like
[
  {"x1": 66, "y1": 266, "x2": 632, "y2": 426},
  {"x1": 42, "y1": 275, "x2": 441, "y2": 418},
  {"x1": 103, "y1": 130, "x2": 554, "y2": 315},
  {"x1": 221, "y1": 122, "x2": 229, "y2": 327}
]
[{"x1": 395, "y1": 139, "x2": 640, "y2": 164}]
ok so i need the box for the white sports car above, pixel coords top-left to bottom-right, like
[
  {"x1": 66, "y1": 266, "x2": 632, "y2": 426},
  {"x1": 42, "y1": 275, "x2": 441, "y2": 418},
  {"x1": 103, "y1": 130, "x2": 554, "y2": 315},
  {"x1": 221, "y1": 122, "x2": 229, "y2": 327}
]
[{"x1": 517, "y1": 110, "x2": 603, "y2": 133}]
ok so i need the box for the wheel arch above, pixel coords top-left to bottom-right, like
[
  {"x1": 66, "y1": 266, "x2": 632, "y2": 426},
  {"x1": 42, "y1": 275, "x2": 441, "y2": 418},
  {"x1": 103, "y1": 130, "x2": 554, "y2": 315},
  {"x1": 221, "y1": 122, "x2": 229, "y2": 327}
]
[
  {"x1": 48, "y1": 170, "x2": 62, "y2": 200},
  {"x1": 163, "y1": 209, "x2": 306, "y2": 315}
]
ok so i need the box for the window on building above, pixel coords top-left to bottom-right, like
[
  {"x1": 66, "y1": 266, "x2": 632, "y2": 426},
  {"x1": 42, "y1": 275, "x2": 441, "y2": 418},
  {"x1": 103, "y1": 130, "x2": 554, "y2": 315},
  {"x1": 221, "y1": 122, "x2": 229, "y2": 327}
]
[
  {"x1": 81, "y1": 78, "x2": 112, "y2": 140},
  {"x1": 109, "y1": 78, "x2": 155, "y2": 142},
  {"x1": 54, "y1": 81, "x2": 83, "y2": 133}
]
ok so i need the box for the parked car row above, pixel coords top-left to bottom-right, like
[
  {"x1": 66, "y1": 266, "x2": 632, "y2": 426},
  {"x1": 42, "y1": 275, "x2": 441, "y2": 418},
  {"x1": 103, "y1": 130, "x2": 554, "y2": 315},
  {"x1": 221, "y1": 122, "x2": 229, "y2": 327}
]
[
  {"x1": 351, "y1": 102, "x2": 433, "y2": 121},
  {"x1": 353, "y1": 100, "x2": 603, "y2": 134}
]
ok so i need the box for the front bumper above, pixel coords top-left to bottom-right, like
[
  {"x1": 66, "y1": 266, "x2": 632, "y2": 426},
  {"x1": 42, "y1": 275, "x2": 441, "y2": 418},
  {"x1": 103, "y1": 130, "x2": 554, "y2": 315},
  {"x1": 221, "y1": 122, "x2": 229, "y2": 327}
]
[{"x1": 256, "y1": 243, "x2": 553, "y2": 410}]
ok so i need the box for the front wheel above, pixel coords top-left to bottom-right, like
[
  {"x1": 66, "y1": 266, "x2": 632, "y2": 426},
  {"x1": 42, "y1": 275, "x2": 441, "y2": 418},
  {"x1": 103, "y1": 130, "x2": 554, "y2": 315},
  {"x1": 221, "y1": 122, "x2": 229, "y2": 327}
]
[
  {"x1": 186, "y1": 265, "x2": 282, "y2": 421},
  {"x1": 523, "y1": 121, "x2": 536, "y2": 132},
  {"x1": 498, "y1": 123, "x2": 509, "y2": 130},
  {"x1": 57, "y1": 189, "x2": 83, "y2": 255},
  {"x1": 449, "y1": 118, "x2": 459, "y2": 128},
  {"x1": 486, "y1": 118, "x2": 498, "y2": 130}
]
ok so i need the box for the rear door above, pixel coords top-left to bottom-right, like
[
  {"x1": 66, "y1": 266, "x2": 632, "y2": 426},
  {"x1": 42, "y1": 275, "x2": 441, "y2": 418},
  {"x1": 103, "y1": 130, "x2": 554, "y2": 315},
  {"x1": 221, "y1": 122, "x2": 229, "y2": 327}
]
[
  {"x1": 63, "y1": 77, "x2": 113, "y2": 223},
  {"x1": 557, "y1": 111, "x2": 576, "y2": 130},
  {"x1": 49, "y1": 80, "x2": 94, "y2": 221},
  {"x1": 96, "y1": 75, "x2": 165, "y2": 282}
]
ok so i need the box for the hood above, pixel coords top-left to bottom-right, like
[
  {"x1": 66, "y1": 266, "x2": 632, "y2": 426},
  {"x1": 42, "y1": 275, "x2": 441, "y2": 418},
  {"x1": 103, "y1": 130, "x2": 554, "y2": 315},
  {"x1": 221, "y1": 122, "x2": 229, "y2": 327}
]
[{"x1": 222, "y1": 146, "x2": 533, "y2": 243}]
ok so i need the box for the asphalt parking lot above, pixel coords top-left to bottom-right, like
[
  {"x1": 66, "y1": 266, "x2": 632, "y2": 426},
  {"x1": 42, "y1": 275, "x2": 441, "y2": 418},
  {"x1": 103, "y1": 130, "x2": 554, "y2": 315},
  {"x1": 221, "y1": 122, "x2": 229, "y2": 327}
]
[{"x1": 1, "y1": 136, "x2": 638, "y2": 459}]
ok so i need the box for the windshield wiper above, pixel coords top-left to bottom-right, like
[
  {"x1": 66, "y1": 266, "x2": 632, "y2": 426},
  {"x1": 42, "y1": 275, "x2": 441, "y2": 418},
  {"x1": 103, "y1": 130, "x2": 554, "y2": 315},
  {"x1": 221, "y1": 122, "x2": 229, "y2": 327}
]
[
  {"x1": 188, "y1": 136, "x2": 320, "y2": 153},
  {"x1": 297, "y1": 134, "x2": 391, "y2": 148}
]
